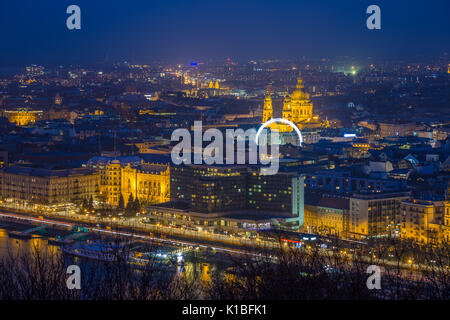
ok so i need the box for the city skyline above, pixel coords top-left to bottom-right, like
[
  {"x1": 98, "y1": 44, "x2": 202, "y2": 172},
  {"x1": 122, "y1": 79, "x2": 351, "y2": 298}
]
[{"x1": 0, "y1": 1, "x2": 449, "y2": 304}]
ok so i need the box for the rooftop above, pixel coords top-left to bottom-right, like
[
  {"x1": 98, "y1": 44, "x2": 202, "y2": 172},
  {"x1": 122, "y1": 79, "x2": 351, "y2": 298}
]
[{"x1": 2, "y1": 166, "x2": 96, "y2": 178}]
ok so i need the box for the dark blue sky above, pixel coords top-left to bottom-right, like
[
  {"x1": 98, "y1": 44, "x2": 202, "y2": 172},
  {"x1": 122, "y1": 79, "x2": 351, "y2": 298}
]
[{"x1": 0, "y1": 0, "x2": 449, "y2": 65}]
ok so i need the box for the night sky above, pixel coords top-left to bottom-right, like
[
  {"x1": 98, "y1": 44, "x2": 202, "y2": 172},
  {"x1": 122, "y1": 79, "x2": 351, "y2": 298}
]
[{"x1": 0, "y1": 0, "x2": 449, "y2": 65}]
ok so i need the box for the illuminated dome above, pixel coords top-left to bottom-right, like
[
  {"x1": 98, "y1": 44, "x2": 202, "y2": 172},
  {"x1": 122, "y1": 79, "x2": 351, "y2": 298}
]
[
  {"x1": 290, "y1": 73, "x2": 308, "y2": 101},
  {"x1": 262, "y1": 71, "x2": 325, "y2": 133}
]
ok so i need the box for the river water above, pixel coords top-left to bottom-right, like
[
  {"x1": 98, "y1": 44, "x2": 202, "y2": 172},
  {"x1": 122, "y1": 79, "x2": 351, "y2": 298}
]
[
  {"x1": 0, "y1": 228, "x2": 59, "y2": 257},
  {"x1": 0, "y1": 225, "x2": 234, "y2": 287}
]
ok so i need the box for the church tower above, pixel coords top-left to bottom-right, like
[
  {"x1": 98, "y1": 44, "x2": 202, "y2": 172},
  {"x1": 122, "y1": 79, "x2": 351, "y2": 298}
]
[
  {"x1": 262, "y1": 88, "x2": 273, "y2": 123},
  {"x1": 261, "y1": 72, "x2": 322, "y2": 135},
  {"x1": 282, "y1": 72, "x2": 313, "y2": 124},
  {"x1": 55, "y1": 93, "x2": 62, "y2": 105},
  {"x1": 282, "y1": 88, "x2": 292, "y2": 122}
]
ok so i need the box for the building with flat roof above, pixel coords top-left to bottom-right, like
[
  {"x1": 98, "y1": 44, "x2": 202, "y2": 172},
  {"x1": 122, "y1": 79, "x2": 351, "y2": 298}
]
[
  {"x1": 145, "y1": 201, "x2": 292, "y2": 234},
  {"x1": 303, "y1": 170, "x2": 405, "y2": 195},
  {"x1": 152, "y1": 163, "x2": 305, "y2": 232},
  {"x1": 304, "y1": 196, "x2": 350, "y2": 238},
  {"x1": 349, "y1": 192, "x2": 411, "y2": 240},
  {"x1": 401, "y1": 199, "x2": 445, "y2": 245},
  {"x1": 0, "y1": 166, "x2": 99, "y2": 204}
]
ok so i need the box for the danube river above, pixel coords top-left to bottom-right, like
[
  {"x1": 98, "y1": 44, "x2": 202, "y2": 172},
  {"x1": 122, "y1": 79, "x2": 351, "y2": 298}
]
[
  {"x1": 0, "y1": 223, "x2": 235, "y2": 285},
  {"x1": 0, "y1": 227, "x2": 59, "y2": 257}
]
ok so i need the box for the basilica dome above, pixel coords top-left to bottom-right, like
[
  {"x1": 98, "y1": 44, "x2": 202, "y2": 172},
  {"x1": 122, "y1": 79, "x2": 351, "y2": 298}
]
[{"x1": 290, "y1": 74, "x2": 307, "y2": 101}]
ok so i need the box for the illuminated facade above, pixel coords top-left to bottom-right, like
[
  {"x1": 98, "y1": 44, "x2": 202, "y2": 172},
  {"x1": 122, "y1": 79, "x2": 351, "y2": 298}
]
[
  {"x1": 4, "y1": 109, "x2": 43, "y2": 126},
  {"x1": 400, "y1": 183, "x2": 450, "y2": 245},
  {"x1": 401, "y1": 199, "x2": 445, "y2": 245},
  {"x1": 207, "y1": 80, "x2": 220, "y2": 90},
  {"x1": 0, "y1": 167, "x2": 99, "y2": 204},
  {"x1": 348, "y1": 192, "x2": 410, "y2": 240},
  {"x1": 262, "y1": 88, "x2": 273, "y2": 123},
  {"x1": 99, "y1": 160, "x2": 170, "y2": 207},
  {"x1": 282, "y1": 74, "x2": 314, "y2": 126},
  {"x1": 304, "y1": 197, "x2": 349, "y2": 238},
  {"x1": 445, "y1": 185, "x2": 450, "y2": 243},
  {"x1": 262, "y1": 73, "x2": 321, "y2": 133}
]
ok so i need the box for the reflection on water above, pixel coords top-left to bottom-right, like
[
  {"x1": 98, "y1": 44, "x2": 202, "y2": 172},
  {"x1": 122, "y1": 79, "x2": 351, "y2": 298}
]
[
  {"x1": 0, "y1": 228, "x2": 60, "y2": 258},
  {"x1": 0, "y1": 228, "x2": 226, "y2": 284},
  {"x1": 201, "y1": 263, "x2": 211, "y2": 283}
]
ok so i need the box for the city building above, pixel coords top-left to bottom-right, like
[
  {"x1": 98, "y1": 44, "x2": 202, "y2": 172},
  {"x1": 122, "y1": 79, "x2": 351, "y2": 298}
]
[
  {"x1": 445, "y1": 184, "x2": 450, "y2": 243},
  {"x1": 148, "y1": 163, "x2": 305, "y2": 232},
  {"x1": 54, "y1": 93, "x2": 62, "y2": 105},
  {"x1": 348, "y1": 192, "x2": 411, "y2": 240},
  {"x1": 3, "y1": 108, "x2": 43, "y2": 126},
  {"x1": 378, "y1": 122, "x2": 418, "y2": 138},
  {"x1": 261, "y1": 73, "x2": 323, "y2": 133},
  {"x1": 86, "y1": 156, "x2": 170, "y2": 207},
  {"x1": 401, "y1": 199, "x2": 445, "y2": 245},
  {"x1": 399, "y1": 181, "x2": 450, "y2": 245},
  {"x1": 0, "y1": 166, "x2": 99, "y2": 204},
  {"x1": 303, "y1": 170, "x2": 406, "y2": 195},
  {"x1": 304, "y1": 196, "x2": 350, "y2": 238},
  {"x1": 281, "y1": 74, "x2": 314, "y2": 126}
]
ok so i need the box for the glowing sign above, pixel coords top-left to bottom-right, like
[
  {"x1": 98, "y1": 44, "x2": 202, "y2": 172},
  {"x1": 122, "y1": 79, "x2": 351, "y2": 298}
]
[
  {"x1": 256, "y1": 118, "x2": 303, "y2": 146},
  {"x1": 344, "y1": 134, "x2": 357, "y2": 138}
]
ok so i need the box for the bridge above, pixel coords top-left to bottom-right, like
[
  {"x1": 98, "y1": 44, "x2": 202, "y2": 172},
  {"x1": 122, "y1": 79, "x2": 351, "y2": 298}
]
[
  {"x1": 8, "y1": 225, "x2": 46, "y2": 239},
  {"x1": 49, "y1": 228, "x2": 89, "y2": 245}
]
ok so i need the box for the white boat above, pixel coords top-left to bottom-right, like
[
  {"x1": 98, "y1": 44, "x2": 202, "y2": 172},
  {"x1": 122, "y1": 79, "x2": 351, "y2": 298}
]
[
  {"x1": 63, "y1": 242, "x2": 125, "y2": 262},
  {"x1": 63, "y1": 242, "x2": 184, "y2": 268}
]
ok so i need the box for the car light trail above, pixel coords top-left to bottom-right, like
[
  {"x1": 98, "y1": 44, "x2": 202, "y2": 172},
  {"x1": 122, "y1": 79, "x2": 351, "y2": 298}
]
[{"x1": 0, "y1": 212, "x2": 263, "y2": 258}]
